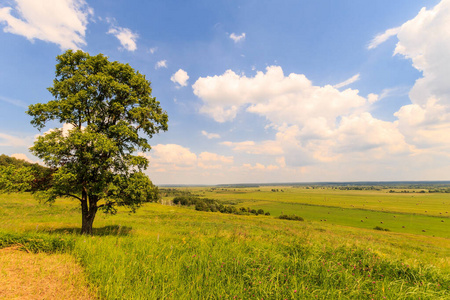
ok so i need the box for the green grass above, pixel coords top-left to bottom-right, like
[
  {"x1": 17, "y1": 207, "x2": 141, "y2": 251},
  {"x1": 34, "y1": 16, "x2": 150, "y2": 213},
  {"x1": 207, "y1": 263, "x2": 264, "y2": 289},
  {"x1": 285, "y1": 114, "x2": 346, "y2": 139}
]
[
  {"x1": 195, "y1": 186, "x2": 450, "y2": 216},
  {"x1": 0, "y1": 192, "x2": 449, "y2": 299},
  {"x1": 184, "y1": 186, "x2": 450, "y2": 238}
]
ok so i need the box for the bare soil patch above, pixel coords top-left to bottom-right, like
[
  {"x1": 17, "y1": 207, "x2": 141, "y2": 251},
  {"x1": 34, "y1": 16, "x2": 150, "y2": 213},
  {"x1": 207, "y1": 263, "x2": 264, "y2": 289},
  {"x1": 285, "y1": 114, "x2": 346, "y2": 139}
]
[{"x1": 0, "y1": 247, "x2": 95, "y2": 300}]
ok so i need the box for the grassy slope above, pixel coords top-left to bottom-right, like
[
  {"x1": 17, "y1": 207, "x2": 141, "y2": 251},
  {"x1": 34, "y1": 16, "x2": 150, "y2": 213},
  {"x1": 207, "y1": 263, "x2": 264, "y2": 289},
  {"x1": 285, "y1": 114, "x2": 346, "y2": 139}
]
[{"x1": 0, "y1": 192, "x2": 449, "y2": 299}]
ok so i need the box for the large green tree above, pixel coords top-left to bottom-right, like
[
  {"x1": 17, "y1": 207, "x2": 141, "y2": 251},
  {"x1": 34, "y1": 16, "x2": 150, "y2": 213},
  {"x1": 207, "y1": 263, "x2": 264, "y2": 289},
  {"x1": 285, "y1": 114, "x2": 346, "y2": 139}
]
[{"x1": 27, "y1": 50, "x2": 168, "y2": 234}]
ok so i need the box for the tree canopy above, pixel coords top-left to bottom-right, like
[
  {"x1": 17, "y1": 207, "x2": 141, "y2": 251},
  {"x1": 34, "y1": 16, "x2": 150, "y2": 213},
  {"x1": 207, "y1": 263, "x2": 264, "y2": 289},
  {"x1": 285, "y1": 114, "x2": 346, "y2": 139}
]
[
  {"x1": 0, "y1": 154, "x2": 53, "y2": 193},
  {"x1": 26, "y1": 50, "x2": 168, "y2": 234}
]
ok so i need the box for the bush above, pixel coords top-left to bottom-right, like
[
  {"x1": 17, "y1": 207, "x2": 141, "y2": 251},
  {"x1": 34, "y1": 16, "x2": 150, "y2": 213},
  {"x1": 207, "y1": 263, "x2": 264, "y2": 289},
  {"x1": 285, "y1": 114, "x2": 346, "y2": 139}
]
[
  {"x1": 279, "y1": 214, "x2": 304, "y2": 221},
  {"x1": 373, "y1": 226, "x2": 390, "y2": 231}
]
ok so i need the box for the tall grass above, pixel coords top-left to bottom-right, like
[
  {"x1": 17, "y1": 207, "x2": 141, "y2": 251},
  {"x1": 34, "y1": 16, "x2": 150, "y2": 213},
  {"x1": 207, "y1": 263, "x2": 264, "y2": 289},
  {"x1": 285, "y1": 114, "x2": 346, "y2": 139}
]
[
  {"x1": 73, "y1": 232, "x2": 449, "y2": 299},
  {"x1": 0, "y1": 193, "x2": 449, "y2": 299}
]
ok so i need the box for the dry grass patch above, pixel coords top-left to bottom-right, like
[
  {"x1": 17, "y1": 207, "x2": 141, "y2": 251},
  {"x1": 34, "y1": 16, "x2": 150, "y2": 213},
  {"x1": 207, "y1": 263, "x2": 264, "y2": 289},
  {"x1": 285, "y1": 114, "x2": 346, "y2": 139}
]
[{"x1": 0, "y1": 247, "x2": 95, "y2": 300}]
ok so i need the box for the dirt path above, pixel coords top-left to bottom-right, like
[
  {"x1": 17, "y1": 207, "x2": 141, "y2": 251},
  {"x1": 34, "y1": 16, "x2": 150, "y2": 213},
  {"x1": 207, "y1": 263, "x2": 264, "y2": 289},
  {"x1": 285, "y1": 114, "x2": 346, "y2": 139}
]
[{"x1": 0, "y1": 247, "x2": 95, "y2": 299}]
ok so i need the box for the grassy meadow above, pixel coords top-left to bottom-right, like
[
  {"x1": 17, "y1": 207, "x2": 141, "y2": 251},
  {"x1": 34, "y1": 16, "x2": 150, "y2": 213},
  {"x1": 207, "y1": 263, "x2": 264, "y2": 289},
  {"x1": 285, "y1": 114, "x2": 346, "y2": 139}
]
[{"x1": 0, "y1": 186, "x2": 449, "y2": 299}]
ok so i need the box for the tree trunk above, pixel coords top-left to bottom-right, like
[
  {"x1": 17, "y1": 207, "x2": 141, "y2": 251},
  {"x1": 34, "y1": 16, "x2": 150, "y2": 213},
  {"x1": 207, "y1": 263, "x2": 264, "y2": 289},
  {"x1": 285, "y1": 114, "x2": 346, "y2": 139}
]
[{"x1": 81, "y1": 192, "x2": 98, "y2": 235}]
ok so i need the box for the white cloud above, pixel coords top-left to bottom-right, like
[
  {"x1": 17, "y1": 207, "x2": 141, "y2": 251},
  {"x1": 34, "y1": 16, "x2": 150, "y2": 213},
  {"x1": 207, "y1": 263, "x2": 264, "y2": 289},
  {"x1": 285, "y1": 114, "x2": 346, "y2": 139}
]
[
  {"x1": 0, "y1": 0, "x2": 92, "y2": 49},
  {"x1": 193, "y1": 64, "x2": 417, "y2": 171},
  {"x1": 368, "y1": 26, "x2": 401, "y2": 49},
  {"x1": 395, "y1": 98, "x2": 450, "y2": 148},
  {"x1": 333, "y1": 73, "x2": 360, "y2": 89},
  {"x1": 108, "y1": 26, "x2": 138, "y2": 51},
  {"x1": 0, "y1": 132, "x2": 28, "y2": 147},
  {"x1": 11, "y1": 153, "x2": 35, "y2": 163},
  {"x1": 334, "y1": 112, "x2": 410, "y2": 155},
  {"x1": 201, "y1": 130, "x2": 220, "y2": 139},
  {"x1": 149, "y1": 47, "x2": 157, "y2": 54},
  {"x1": 229, "y1": 32, "x2": 246, "y2": 43},
  {"x1": 389, "y1": 0, "x2": 450, "y2": 151},
  {"x1": 155, "y1": 60, "x2": 167, "y2": 69},
  {"x1": 367, "y1": 93, "x2": 379, "y2": 104},
  {"x1": 193, "y1": 66, "x2": 367, "y2": 124},
  {"x1": 221, "y1": 140, "x2": 283, "y2": 155},
  {"x1": 198, "y1": 152, "x2": 233, "y2": 169},
  {"x1": 40, "y1": 123, "x2": 78, "y2": 138},
  {"x1": 171, "y1": 69, "x2": 189, "y2": 87},
  {"x1": 146, "y1": 144, "x2": 197, "y2": 169},
  {"x1": 142, "y1": 144, "x2": 233, "y2": 171}
]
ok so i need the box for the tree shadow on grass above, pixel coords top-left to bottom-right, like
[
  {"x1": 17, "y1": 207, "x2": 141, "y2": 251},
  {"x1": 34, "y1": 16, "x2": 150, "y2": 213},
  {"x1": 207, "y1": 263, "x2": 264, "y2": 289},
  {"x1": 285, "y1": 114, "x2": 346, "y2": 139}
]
[{"x1": 45, "y1": 225, "x2": 132, "y2": 236}]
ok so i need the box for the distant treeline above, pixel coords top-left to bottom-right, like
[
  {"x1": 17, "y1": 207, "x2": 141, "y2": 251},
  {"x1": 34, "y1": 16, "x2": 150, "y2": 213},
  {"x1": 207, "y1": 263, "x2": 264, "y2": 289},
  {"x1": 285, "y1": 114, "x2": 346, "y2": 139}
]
[
  {"x1": 388, "y1": 189, "x2": 450, "y2": 193},
  {"x1": 0, "y1": 154, "x2": 53, "y2": 192},
  {"x1": 172, "y1": 196, "x2": 270, "y2": 216}
]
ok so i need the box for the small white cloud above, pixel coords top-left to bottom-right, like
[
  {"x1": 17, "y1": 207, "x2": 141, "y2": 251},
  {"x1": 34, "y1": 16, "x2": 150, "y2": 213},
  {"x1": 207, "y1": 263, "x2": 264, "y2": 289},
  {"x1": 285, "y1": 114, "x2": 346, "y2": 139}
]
[
  {"x1": 333, "y1": 73, "x2": 360, "y2": 89},
  {"x1": 11, "y1": 153, "x2": 35, "y2": 164},
  {"x1": 108, "y1": 26, "x2": 138, "y2": 51},
  {"x1": 155, "y1": 60, "x2": 167, "y2": 69},
  {"x1": 201, "y1": 130, "x2": 220, "y2": 139},
  {"x1": 368, "y1": 27, "x2": 401, "y2": 50},
  {"x1": 229, "y1": 32, "x2": 246, "y2": 43},
  {"x1": 367, "y1": 93, "x2": 379, "y2": 104},
  {"x1": 171, "y1": 69, "x2": 189, "y2": 87},
  {"x1": 149, "y1": 47, "x2": 157, "y2": 54},
  {"x1": 0, "y1": 0, "x2": 93, "y2": 49}
]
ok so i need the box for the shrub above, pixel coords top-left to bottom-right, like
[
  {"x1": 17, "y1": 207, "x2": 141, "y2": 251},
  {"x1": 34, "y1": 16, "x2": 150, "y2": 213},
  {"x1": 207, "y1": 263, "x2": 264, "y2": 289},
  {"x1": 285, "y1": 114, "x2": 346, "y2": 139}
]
[
  {"x1": 373, "y1": 226, "x2": 390, "y2": 231},
  {"x1": 279, "y1": 214, "x2": 304, "y2": 221}
]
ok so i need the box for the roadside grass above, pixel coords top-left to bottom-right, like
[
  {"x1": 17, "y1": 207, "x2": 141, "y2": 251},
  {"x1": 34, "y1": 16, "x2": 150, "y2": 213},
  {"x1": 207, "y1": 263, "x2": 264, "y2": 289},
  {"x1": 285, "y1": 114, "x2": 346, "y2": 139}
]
[{"x1": 0, "y1": 193, "x2": 449, "y2": 299}]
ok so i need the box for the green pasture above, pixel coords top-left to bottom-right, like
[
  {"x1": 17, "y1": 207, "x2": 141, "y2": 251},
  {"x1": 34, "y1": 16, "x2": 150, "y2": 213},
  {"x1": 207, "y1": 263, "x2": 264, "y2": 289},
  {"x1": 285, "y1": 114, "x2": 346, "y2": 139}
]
[
  {"x1": 193, "y1": 186, "x2": 450, "y2": 217},
  {"x1": 176, "y1": 186, "x2": 450, "y2": 238},
  {"x1": 0, "y1": 192, "x2": 449, "y2": 299}
]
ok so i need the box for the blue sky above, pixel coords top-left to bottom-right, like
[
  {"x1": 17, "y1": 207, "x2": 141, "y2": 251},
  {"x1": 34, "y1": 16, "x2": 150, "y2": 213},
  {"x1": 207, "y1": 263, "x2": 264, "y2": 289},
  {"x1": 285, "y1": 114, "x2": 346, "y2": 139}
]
[{"x1": 1, "y1": 0, "x2": 449, "y2": 185}]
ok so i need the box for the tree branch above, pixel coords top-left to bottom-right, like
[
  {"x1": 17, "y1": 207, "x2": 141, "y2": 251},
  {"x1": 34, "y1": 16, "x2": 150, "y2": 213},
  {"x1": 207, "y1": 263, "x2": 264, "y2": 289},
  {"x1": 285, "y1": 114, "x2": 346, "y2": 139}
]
[{"x1": 64, "y1": 193, "x2": 82, "y2": 202}]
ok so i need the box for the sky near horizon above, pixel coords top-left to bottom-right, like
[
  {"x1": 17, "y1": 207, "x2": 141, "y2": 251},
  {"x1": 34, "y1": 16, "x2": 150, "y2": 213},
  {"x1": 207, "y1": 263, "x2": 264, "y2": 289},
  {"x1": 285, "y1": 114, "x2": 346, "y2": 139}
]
[{"x1": 0, "y1": 0, "x2": 449, "y2": 185}]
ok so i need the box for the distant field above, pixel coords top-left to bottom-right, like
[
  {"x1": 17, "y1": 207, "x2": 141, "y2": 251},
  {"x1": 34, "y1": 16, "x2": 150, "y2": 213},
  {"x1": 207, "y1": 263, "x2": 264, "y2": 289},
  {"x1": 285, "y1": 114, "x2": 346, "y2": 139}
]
[
  {"x1": 1, "y1": 191, "x2": 449, "y2": 299},
  {"x1": 170, "y1": 186, "x2": 450, "y2": 238}
]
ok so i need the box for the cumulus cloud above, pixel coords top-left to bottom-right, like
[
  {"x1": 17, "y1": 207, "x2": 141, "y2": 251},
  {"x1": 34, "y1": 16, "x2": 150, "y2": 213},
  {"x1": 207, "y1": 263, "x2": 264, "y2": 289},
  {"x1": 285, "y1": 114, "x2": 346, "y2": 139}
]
[
  {"x1": 108, "y1": 26, "x2": 138, "y2": 51},
  {"x1": 229, "y1": 32, "x2": 246, "y2": 43},
  {"x1": 201, "y1": 130, "x2": 220, "y2": 139},
  {"x1": 367, "y1": 93, "x2": 379, "y2": 104},
  {"x1": 388, "y1": 0, "x2": 450, "y2": 151},
  {"x1": 193, "y1": 66, "x2": 366, "y2": 124},
  {"x1": 0, "y1": 0, "x2": 92, "y2": 49},
  {"x1": 171, "y1": 69, "x2": 189, "y2": 87},
  {"x1": 193, "y1": 63, "x2": 417, "y2": 171},
  {"x1": 141, "y1": 144, "x2": 233, "y2": 172},
  {"x1": 155, "y1": 60, "x2": 167, "y2": 69}
]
